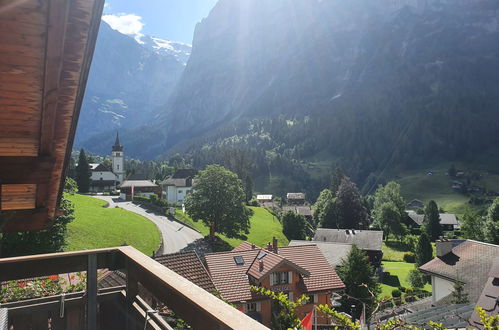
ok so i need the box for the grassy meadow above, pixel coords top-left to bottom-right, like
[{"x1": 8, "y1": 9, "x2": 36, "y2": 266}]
[
  {"x1": 65, "y1": 194, "x2": 161, "y2": 256},
  {"x1": 174, "y1": 206, "x2": 288, "y2": 248}
]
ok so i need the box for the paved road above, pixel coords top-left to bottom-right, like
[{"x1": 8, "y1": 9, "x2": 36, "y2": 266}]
[{"x1": 92, "y1": 195, "x2": 202, "y2": 255}]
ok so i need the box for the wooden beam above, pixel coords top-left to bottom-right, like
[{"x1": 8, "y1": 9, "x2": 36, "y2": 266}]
[
  {"x1": 87, "y1": 253, "x2": 98, "y2": 330},
  {"x1": 0, "y1": 156, "x2": 55, "y2": 184},
  {"x1": 0, "y1": 208, "x2": 49, "y2": 232},
  {"x1": 39, "y1": 0, "x2": 70, "y2": 155},
  {"x1": 0, "y1": 247, "x2": 125, "y2": 281}
]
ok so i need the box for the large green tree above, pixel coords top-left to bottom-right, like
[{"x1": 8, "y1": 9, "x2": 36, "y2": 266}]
[
  {"x1": 424, "y1": 200, "x2": 442, "y2": 241},
  {"x1": 460, "y1": 208, "x2": 484, "y2": 241},
  {"x1": 484, "y1": 198, "x2": 499, "y2": 244},
  {"x1": 0, "y1": 178, "x2": 77, "y2": 257},
  {"x1": 372, "y1": 182, "x2": 405, "y2": 222},
  {"x1": 281, "y1": 211, "x2": 306, "y2": 240},
  {"x1": 75, "y1": 148, "x2": 91, "y2": 193},
  {"x1": 336, "y1": 177, "x2": 369, "y2": 229},
  {"x1": 374, "y1": 202, "x2": 406, "y2": 241},
  {"x1": 415, "y1": 232, "x2": 433, "y2": 267},
  {"x1": 337, "y1": 245, "x2": 380, "y2": 320},
  {"x1": 184, "y1": 165, "x2": 250, "y2": 239},
  {"x1": 314, "y1": 189, "x2": 340, "y2": 228}
]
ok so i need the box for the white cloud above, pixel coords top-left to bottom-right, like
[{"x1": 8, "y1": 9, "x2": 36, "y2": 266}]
[{"x1": 102, "y1": 13, "x2": 145, "y2": 43}]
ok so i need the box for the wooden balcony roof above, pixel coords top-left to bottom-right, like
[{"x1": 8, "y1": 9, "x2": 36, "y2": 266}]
[{"x1": 0, "y1": 0, "x2": 104, "y2": 232}]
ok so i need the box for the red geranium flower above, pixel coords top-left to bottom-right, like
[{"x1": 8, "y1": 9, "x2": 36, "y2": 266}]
[
  {"x1": 49, "y1": 275, "x2": 58, "y2": 281},
  {"x1": 18, "y1": 282, "x2": 26, "y2": 288},
  {"x1": 41, "y1": 282, "x2": 45, "y2": 287}
]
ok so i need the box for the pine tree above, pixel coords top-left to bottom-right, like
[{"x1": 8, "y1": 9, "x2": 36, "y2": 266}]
[
  {"x1": 336, "y1": 177, "x2": 369, "y2": 229},
  {"x1": 451, "y1": 280, "x2": 469, "y2": 304},
  {"x1": 337, "y1": 245, "x2": 380, "y2": 320},
  {"x1": 282, "y1": 211, "x2": 306, "y2": 240},
  {"x1": 415, "y1": 232, "x2": 433, "y2": 267},
  {"x1": 425, "y1": 200, "x2": 442, "y2": 241},
  {"x1": 75, "y1": 149, "x2": 91, "y2": 193}
]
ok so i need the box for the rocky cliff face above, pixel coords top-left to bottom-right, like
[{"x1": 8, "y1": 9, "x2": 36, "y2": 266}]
[
  {"x1": 75, "y1": 22, "x2": 190, "y2": 151},
  {"x1": 159, "y1": 0, "x2": 499, "y2": 157}
]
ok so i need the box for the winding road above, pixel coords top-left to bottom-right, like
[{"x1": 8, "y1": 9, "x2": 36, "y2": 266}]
[{"x1": 92, "y1": 195, "x2": 202, "y2": 255}]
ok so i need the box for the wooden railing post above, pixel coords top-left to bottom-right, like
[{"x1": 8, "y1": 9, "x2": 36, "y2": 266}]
[
  {"x1": 125, "y1": 259, "x2": 139, "y2": 330},
  {"x1": 87, "y1": 253, "x2": 97, "y2": 330}
]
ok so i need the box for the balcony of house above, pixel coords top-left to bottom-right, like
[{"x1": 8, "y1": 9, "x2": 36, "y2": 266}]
[{"x1": 0, "y1": 246, "x2": 269, "y2": 330}]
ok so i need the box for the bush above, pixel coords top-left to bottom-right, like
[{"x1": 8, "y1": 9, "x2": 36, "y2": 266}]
[
  {"x1": 247, "y1": 198, "x2": 258, "y2": 206},
  {"x1": 403, "y1": 235, "x2": 419, "y2": 252},
  {"x1": 398, "y1": 286, "x2": 406, "y2": 293},
  {"x1": 391, "y1": 289, "x2": 402, "y2": 298},
  {"x1": 405, "y1": 287, "x2": 414, "y2": 295},
  {"x1": 403, "y1": 252, "x2": 416, "y2": 263},
  {"x1": 408, "y1": 269, "x2": 426, "y2": 288}
]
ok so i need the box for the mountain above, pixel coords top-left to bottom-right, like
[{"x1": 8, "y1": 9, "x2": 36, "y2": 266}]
[
  {"x1": 75, "y1": 22, "x2": 190, "y2": 152},
  {"x1": 155, "y1": 0, "x2": 499, "y2": 178},
  {"x1": 80, "y1": 0, "x2": 499, "y2": 196}
]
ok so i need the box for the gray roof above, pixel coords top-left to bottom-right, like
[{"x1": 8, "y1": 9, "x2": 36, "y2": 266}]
[
  {"x1": 420, "y1": 240, "x2": 499, "y2": 303},
  {"x1": 120, "y1": 180, "x2": 158, "y2": 188},
  {"x1": 403, "y1": 303, "x2": 474, "y2": 328},
  {"x1": 287, "y1": 192, "x2": 305, "y2": 200},
  {"x1": 469, "y1": 257, "x2": 499, "y2": 327},
  {"x1": 282, "y1": 206, "x2": 314, "y2": 216},
  {"x1": 161, "y1": 178, "x2": 189, "y2": 187},
  {"x1": 256, "y1": 195, "x2": 273, "y2": 200},
  {"x1": 313, "y1": 228, "x2": 383, "y2": 251},
  {"x1": 406, "y1": 211, "x2": 459, "y2": 226},
  {"x1": 288, "y1": 240, "x2": 352, "y2": 268}
]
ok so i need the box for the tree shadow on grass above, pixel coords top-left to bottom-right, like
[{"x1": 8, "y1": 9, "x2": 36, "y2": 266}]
[
  {"x1": 382, "y1": 272, "x2": 401, "y2": 287},
  {"x1": 385, "y1": 240, "x2": 409, "y2": 252}
]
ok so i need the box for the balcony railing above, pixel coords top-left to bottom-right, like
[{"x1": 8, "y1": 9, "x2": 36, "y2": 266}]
[{"x1": 0, "y1": 246, "x2": 269, "y2": 329}]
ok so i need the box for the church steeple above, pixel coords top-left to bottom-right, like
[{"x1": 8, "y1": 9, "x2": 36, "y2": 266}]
[{"x1": 112, "y1": 132, "x2": 123, "y2": 152}]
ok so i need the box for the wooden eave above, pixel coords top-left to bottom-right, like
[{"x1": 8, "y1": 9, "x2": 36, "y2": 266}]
[{"x1": 0, "y1": 0, "x2": 104, "y2": 232}]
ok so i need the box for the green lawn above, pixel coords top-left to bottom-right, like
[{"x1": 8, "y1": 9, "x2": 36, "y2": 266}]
[
  {"x1": 380, "y1": 261, "x2": 432, "y2": 298},
  {"x1": 65, "y1": 194, "x2": 161, "y2": 256},
  {"x1": 174, "y1": 206, "x2": 288, "y2": 248}
]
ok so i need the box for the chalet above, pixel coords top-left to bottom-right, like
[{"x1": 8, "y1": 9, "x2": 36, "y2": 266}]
[
  {"x1": 89, "y1": 163, "x2": 117, "y2": 193},
  {"x1": 282, "y1": 205, "x2": 314, "y2": 219},
  {"x1": 119, "y1": 180, "x2": 162, "y2": 201},
  {"x1": 256, "y1": 195, "x2": 273, "y2": 204},
  {"x1": 288, "y1": 240, "x2": 352, "y2": 268},
  {"x1": 160, "y1": 169, "x2": 198, "y2": 204},
  {"x1": 407, "y1": 199, "x2": 424, "y2": 209},
  {"x1": 0, "y1": 1, "x2": 265, "y2": 328},
  {"x1": 204, "y1": 239, "x2": 345, "y2": 327},
  {"x1": 313, "y1": 228, "x2": 383, "y2": 267},
  {"x1": 420, "y1": 239, "x2": 499, "y2": 305},
  {"x1": 406, "y1": 210, "x2": 459, "y2": 230},
  {"x1": 286, "y1": 192, "x2": 306, "y2": 205}
]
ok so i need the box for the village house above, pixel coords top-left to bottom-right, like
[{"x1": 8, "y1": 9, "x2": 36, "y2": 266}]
[
  {"x1": 288, "y1": 240, "x2": 352, "y2": 268},
  {"x1": 204, "y1": 239, "x2": 345, "y2": 326},
  {"x1": 286, "y1": 192, "x2": 306, "y2": 205},
  {"x1": 313, "y1": 228, "x2": 383, "y2": 267},
  {"x1": 282, "y1": 205, "x2": 314, "y2": 220},
  {"x1": 406, "y1": 210, "x2": 459, "y2": 231},
  {"x1": 119, "y1": 180, "x2": 162, "y2": 201},
  {"x1": 420, "y1": 239, "x2": 499, "y2": 305},
  {"x1": 407, "y1": 199, "x2": 424, "y2": 209},
  {"x1": 256, "y1": 194, "x2": 273, "y2": 204},
  {"x1": 160, "y1": 169, "x2": 198, "y2": 204}
]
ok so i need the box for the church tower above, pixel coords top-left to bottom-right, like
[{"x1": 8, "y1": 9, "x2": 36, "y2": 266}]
[{"x1": 112, "y1": 133, "x2": 124, "y2": 183}]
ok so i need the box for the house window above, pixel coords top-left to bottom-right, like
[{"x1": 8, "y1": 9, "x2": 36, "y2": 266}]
[
  {"x1": 178, "y1": 190, "x2": 183, "y2": 193},
  {"x1": 246, "y1": 302, "x2": 256, "y2": 312},
  {"x1": 307, "y1": 294, "x2": 318, "y2": 304},
  {"x1": 117, "y1": 165, "x2": 119, "y2": 170},
  {"x1": 272, "y1": 271, "x2": 290, "y2": 285}
]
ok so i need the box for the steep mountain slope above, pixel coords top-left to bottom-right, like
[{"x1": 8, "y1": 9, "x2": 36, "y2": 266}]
[
  {"x1": 75, "y1": 22, "x2": 190, "y2": 151},
  {"x1": 147, "y1": 0, "x2": 499, "y2": 187}
]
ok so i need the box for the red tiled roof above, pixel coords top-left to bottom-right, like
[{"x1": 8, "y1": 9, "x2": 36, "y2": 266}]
[
  {"x1": 279, "y1": 245, "x2": 345, "y2": 293},
  {"x1": 205, "y1": 249, "x2": 261, "y2": 302},
  {"x1": 205, "y1": 242, "x2": 345, "y2": 302},
  {"x1": 232, "y1": 241, "x2": 254, "y2": 252}
]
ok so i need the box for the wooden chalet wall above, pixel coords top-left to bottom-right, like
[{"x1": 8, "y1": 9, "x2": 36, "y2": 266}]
[{"x1": 0, "y1": 0, "x2": 104, "y2": 232}]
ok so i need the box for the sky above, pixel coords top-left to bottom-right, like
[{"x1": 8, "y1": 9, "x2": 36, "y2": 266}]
[{"x1": 102, "y1": 0, "x2": 219, "y2": 44}]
